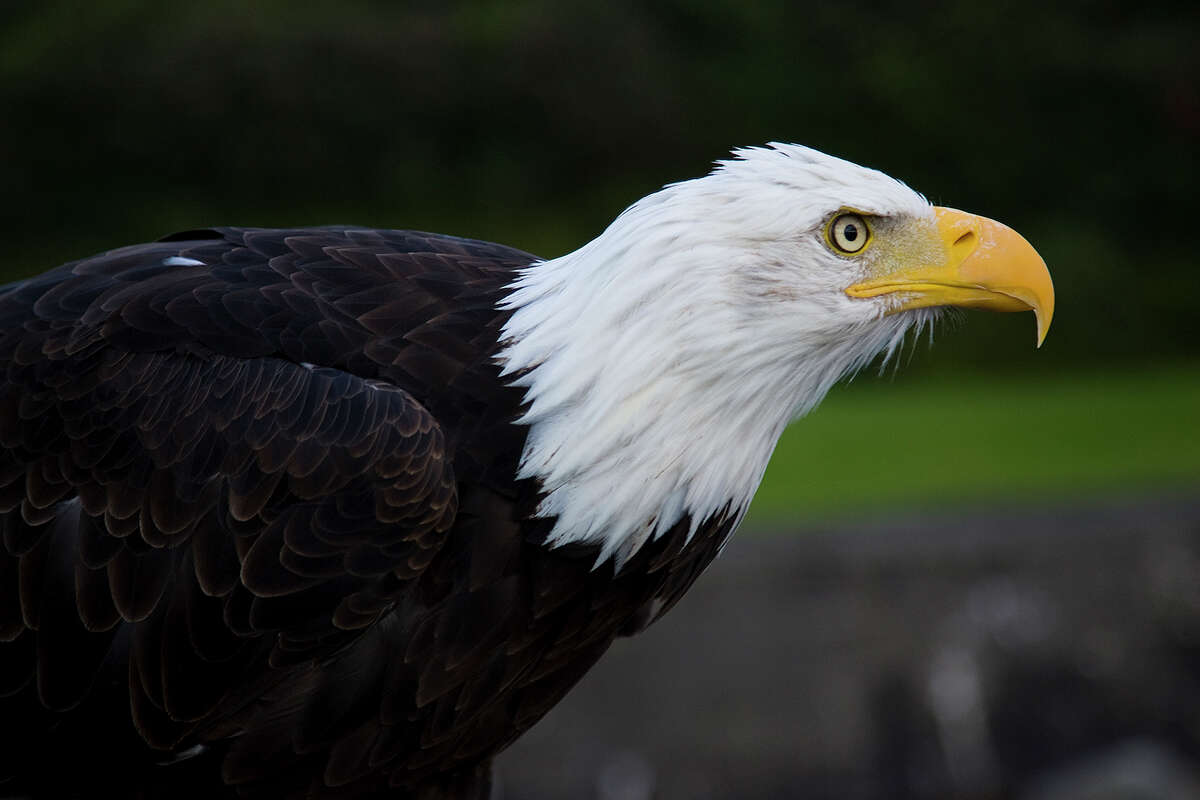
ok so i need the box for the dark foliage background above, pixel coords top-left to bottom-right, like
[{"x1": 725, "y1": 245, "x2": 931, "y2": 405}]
[{"x1": 1, "y1": 0, "x2": 1197, "y2": 375}]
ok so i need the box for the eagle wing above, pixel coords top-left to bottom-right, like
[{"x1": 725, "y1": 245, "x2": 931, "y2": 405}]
[{"x1": 0, "y1": 228, "x2": 531, "y2": 784}]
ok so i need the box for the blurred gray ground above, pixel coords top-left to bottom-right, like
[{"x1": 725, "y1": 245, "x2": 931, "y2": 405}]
[{"x1": 496, "y1": 493, "x2": 1200, "y2": 800}]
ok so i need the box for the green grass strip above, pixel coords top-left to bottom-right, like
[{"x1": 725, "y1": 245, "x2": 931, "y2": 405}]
[{"x1": 748, "y1": 362, "x2": 1200, "y2": 523}]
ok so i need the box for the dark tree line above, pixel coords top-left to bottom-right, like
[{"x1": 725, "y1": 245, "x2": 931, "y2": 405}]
[{"x1": 1, "y1": 0, "x2": 1195, "y2": 371}]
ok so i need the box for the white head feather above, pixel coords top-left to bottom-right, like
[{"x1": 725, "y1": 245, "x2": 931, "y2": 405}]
[{"x1": 497, "y1": 143, "x2": 937, "y2": 566}]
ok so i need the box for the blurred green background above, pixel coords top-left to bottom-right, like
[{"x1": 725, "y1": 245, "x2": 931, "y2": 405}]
[{"x1": 1, "y1": 0, "x2": 1197, "y2": 518}]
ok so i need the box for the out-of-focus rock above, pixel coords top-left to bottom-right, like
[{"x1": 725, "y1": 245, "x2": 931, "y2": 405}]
[
  {"x1": 1022, "y1": 740, "x2": 1200, "y2": 800},
  {"x1": 497, "y1": 492, "x2": 1200, "y2": 800}
]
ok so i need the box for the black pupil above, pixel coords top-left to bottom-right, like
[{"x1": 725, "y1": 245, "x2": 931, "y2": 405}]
[{"x1": 842, "y1": 222, "x2": 859, "y2": 242}]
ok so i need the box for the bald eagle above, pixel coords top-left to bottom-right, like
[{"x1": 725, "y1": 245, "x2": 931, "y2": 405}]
[{"x1": 0, "y1": 144, "x2": 1052, "y2": 799}]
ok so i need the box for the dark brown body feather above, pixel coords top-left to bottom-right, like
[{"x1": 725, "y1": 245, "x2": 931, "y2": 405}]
[{"x1": 0, "y1": 228, "x2": 733, "y2": 798}]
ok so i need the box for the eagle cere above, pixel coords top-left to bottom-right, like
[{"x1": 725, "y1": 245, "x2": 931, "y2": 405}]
[{"x1": 0, "y1": 143, "x2": 1053, "y2": 799}]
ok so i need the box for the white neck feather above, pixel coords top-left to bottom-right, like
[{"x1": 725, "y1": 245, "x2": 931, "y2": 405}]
[{"x1": 497, "y1": 144, "x2": 933, "y2": 566}]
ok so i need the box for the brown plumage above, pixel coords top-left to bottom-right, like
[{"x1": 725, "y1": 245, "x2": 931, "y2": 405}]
[{"x1": 0, "y1": 228, "x2": 732, "y2": 798}]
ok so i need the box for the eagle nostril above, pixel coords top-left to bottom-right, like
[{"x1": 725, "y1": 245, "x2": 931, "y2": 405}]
[{"x1": 953, "y1": 229, "x2": 977, "y2": 253}]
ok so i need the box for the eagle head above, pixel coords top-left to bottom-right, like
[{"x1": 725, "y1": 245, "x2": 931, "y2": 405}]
[{"x1": 499, "y1": 143, "x2": 1054, "y2": 565}]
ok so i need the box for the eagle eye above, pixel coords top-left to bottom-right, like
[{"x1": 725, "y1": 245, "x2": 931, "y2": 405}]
[{"x1": 828, "y1": 213, "x2": 870, "y2": 254}]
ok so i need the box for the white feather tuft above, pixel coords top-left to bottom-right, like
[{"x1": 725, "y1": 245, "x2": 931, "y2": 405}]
[{"x1": 163, "y1": 256, "x2": 204, "y2": 267}]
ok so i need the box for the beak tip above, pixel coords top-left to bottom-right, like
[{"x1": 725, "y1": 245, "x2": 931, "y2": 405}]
[{"x1": 1034, "y1": 309, "x2": 1052, "y2": 348}]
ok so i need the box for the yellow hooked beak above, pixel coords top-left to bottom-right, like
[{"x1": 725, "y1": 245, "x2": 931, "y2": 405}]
[{"x1": 845, "y1": 207, "x2": 1055, "y2": 346}]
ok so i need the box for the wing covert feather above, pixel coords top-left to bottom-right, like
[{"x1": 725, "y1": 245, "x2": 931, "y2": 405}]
[
  {"x1": 0, "y1": 352, "x2": 457, "y2": 732},
  {"x1": 0, "y1": 228, "x2": 499, "y2": 775}
]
